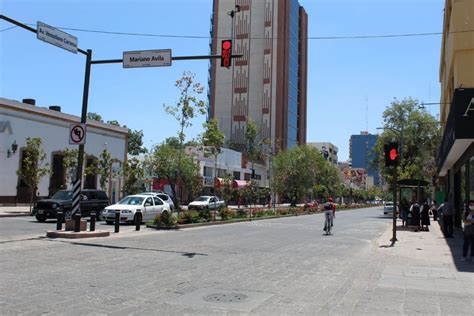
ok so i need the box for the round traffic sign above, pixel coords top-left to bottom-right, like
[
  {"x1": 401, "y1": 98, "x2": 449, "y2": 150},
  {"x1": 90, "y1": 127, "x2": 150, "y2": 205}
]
[{"x1": 70, "y1": 125, "x2": 85, "y2": 144}]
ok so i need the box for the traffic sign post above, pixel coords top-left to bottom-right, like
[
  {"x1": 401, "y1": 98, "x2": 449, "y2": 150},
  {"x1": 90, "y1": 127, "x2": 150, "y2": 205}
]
[{"x1": 69, "y1": 124, "x2": 87, "y2": 145}]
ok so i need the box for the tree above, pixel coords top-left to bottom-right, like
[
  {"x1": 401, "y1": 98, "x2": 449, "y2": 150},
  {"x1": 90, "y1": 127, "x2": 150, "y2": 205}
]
[
  {"x1": 87, "y1": 112, "x2": 103, "y2": 122},
  {"x1": 374, "y1": 98, "x2": 441, "y2": 185},
  {"x1": 106, "y1": 120, "x2": 147, "y2": 155},
  {"x1": 16, "y1": 137, "x2": 50, "y2": 211},
  {"x1": 145, "y1": 142, "x2": 201, "y2": 210},
  {"x1": 201, "y1": 118, "x2": 225, "y2": 187},
  {"x1": 163, "y1": 71, "x2": 207, "y2": 203},
  {"x1": 85, "y1": 149, "x2": 114, "y2": 190},
  {"x1": 62, "y1": 148, "x2": 79, "y2": 186},
  {"x1": 122, "y1": 157, "x2": 144, "y2": 195}
]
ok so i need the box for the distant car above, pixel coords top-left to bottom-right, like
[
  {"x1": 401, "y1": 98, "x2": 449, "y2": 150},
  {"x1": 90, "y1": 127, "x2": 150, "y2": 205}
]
[
  {"x1": 140, "y1": 192, "x2": 175, "y2": 210},
  {"x1": 188, "y1": 196, "x2": 225, "y2": 211},
  {"x1": 383, "y1": 201, "x2": 398, "y2": 216},
  {"x1": 32, "y1": 189, "x2": 109, "y2": 222},
  {"x1": 102, "y1": 194, "x2": 171, "y2": 224}
]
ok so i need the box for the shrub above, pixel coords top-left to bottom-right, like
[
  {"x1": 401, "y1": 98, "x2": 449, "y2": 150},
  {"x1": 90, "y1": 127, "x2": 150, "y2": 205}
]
[
  {"x1": 220, "y1": 208, "x2": 234, "y2": 221},
  {"x1": 198, "y1": 209, "x2": 211, "y2": 222},
  {"x1": 153, "y1": 211, "x2": 177, "y2": 228},
  {"x1": 236, "y1": 208, "x2": 247, "y2": 218},
  {"x1": 180, "y1": 211, "x2": 200, "y2": 224}
]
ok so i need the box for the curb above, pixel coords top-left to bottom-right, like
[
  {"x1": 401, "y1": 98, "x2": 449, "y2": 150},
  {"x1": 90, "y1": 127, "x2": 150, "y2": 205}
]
[
  {"x1": 46, "y1": 230, "x2": 110, "y2": 239},
  {"x1": 0, "y1": 213, "x2": 32, "y2": 218}
]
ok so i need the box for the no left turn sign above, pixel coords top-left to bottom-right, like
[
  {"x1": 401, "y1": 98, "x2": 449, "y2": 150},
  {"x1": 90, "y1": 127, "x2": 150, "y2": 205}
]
[{"x1": 69, "y1": 124, "x2": 86, "y2": 145}]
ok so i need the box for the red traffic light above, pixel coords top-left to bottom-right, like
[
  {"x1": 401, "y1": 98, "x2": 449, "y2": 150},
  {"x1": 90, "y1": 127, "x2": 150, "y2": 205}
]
[
  {"x1": 221, "y1": 39, "x2": 232, "y2": 68},
  {"x1": 389, "y1": 148, "x2": 398, "y2": 161}
]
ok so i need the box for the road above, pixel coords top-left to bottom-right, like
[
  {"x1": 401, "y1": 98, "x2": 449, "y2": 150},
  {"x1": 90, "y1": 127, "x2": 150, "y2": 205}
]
[{"x1": 1, "y1": 206, "x2": 472, "y2": 315}]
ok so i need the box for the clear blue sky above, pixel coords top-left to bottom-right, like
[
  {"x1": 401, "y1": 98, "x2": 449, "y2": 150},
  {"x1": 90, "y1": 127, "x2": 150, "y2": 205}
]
[{"x1": 0, "y1": 0, "x2": 444, "y2": 161}]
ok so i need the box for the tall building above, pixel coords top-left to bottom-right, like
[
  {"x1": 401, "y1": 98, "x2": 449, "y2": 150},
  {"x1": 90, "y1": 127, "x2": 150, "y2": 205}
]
[
  {"x1": 307, "y1": 142, "x2": 338, "y2": 166},
  {"x1": 208, "y1": 0, "x2": 308, "y2": 151},
  {"x1": 437, "y1": 0, "x2": 474, "y2": 226},
  {"x1": 349, "y1": 132, "x2": 379, "y2": 186}
]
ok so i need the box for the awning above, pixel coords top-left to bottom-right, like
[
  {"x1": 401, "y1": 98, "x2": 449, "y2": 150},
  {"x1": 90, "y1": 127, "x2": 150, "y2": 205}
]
[
  {"x1": 397, "y1": 179, "x2": 429, "y2": 188},
  {"x1": 232, "y1": 180, "x2": 250, "y2": 189}
]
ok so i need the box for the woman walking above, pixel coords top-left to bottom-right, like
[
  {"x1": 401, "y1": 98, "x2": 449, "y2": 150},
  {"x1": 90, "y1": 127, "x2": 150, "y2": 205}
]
[
  {"x1": 462, "y1": 200, "x2": 474, "y2": 262},
  {"x1": 410, "y1": 201, "x2": 421, "y2": 231},
  {"x1": 431, "y1": 201, "x2": 438, "y2": 221},
  {"x1": 421, "y1": 200, "x2": 431, "y2": 231}
]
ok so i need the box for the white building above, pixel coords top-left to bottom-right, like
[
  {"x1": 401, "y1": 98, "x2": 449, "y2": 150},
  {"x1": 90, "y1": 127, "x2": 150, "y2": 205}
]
[
  {"x1": 307, "y1": 142, "x2": 339, "y2": 165},
  {"x1": 0, "y1": 98, "x2": 128, "y2": 204}
]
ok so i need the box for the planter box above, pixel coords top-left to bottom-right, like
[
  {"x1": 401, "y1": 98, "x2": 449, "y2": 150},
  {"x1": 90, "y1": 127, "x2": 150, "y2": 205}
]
[{"x1": 65, "y1": 219, "x2": 87, "y2": 231}]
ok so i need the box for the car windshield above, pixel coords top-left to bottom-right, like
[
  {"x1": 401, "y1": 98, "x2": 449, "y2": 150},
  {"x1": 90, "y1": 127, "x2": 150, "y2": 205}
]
[
  {"x1": 52, "y1": 191, "x2": 73, "y2": 200},
  {"x1": 117, "y1": 196, "x2": 144, "y2": 205},
  {"x1": 195, "y1": 196, "x2": 209, "y2": 202}
]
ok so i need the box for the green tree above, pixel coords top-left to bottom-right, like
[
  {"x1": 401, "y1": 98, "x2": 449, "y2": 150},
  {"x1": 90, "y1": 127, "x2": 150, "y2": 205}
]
[
  {"x1": 122, "y1": 157, "x2": 144, "y2": 195},
  {"x1": 374, "y1": 98, "x2": 441, "y2": 184},
  {"x1": 201, "y1": 118, "x2": 225, "y2": 185},
  {"x1": 163, "y1": 71, "x2": 206, "y2": 202},
  {"x1": 145, "y1": 142, "x2": 201, "y2": 210},
  {"x1": 87, "y1": 112, "x2": 103, "y2": 122},
  {"x1": 16, "y1": 137, "x2": 50, "y2": 211},
  {"x1": 85, "y1": 149, "x2": 114, "y2": 190},
  {"x1": 62, "y1": 148, "x2": 79, "y2": 186}
]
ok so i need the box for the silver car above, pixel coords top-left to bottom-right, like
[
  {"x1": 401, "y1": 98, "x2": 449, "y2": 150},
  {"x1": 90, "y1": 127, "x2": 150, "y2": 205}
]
[{"x1": 140, "y1": 192, "x2": 175, "y2": 210}]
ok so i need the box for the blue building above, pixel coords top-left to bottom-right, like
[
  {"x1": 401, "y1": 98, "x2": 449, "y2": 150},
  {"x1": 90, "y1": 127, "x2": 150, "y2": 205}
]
[{"x1": 349, "y1": 132, "x2": 380, "y2": 186}]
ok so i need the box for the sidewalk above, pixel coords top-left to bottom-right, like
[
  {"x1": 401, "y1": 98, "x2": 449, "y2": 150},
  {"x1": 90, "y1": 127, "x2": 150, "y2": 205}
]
[
  {"x1": 371, "y1": 221, "x2": 474, "y2": 315},
  {"x1": 0, "y1": 206, "x2": 31, "y2": 218}
]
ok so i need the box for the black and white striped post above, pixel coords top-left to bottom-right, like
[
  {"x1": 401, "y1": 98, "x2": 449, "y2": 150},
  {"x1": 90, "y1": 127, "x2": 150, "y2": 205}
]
[{"x1": 70, "y1": 178, "x2": 81, "y2": 219}]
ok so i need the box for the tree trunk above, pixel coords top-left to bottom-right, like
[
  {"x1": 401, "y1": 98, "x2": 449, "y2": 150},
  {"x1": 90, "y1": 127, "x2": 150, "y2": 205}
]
[{"x1": 29, "y1": 186, "x2": 36, "y2": 214}]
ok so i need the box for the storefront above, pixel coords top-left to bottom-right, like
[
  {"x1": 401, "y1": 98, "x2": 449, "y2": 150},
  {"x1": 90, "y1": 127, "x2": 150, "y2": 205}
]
[{"x1": 437, "y1": 88, "x2": 474, "y2": 226}]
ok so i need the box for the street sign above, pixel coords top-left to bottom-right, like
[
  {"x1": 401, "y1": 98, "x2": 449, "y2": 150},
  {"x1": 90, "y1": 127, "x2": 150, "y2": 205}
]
[
  {"x1": 69, "y1": 124, "x2": 86, "y2": 145},
  {"x1": 37, "y1": 21, "x2": 78, "y2": 54},
  {"x1": 123, "y1": 49, "x2": 172, "y2": 68}
]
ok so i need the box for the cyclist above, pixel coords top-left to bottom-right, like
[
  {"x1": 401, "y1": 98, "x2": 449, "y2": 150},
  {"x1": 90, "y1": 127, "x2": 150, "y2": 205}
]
[{"x1": 323, "y1": 197, "x2": 336, "y2": 234}]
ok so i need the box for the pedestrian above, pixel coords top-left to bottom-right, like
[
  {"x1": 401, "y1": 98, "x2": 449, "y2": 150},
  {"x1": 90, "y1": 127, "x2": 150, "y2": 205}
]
[
  {"x1": 410, "y1": 201, "x2": 421, "y2": 231},
  {"x1": 462, "y1": 200, "x2": 474, "y2": 262},
  {"x1": 438, "y1": 198, "x2": 454, "y2": 238},
  {"x1": 431, "y1": 201, "x2": 438, "y2": 221},
  {"x1": 400, "y1": 199, "x2": 409, "y2": 227},
  {"x1": 421, "y1": 200, "x2": 431, "y2": 231}
]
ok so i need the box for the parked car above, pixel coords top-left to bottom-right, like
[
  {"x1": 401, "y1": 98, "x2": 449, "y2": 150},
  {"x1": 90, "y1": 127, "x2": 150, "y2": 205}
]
[
  {"x1": 188, "y1": 196, "x2": 225, "y2": 210},
  {"x1": 102, "y1": 194, "x2": 171, "y2": 224},
  {"x1": 383, "y1": 201, "x2": 398, "y2": 216},
  {"x1": 32, "y1": 189, "x2": 109, "y2": 222},
  {"x1": 140, "y1": 191, "x2": 175, "y2": 210}
]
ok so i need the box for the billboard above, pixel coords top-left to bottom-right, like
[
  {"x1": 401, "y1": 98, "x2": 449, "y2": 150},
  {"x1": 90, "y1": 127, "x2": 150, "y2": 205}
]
[{"x1": 343, "y1": 168, "x2": 366, "y2": 189}]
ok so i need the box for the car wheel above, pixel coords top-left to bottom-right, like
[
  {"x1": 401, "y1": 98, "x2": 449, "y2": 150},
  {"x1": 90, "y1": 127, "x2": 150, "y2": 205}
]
[
  {"x1": 36, "y1": 214, "x2": 47, "y2": 222},
  {"x1": 134, "y1": 213, "x2": 142, "y2": 225},
  {"x1": 105, "y1": 220, "x2": 113, "y2": 225}
]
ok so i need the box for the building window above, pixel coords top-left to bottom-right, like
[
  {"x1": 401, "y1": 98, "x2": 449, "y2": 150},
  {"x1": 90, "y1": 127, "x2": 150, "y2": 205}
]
[
  {"x1": 233, "y1": 171, "x2": 241, "y2": 180},
  {"x1": 85, "y1": 157, "x2": 98, "y2": 189},
  {"x1": 244, "y1": 173, "x2": 251, "y2": 181},
  {"x1": 203, "y1": 166, "x2": 213, "y2": 177},
  {"x1": 49, "y1": 153, "x2": 65, "y2": 196}
]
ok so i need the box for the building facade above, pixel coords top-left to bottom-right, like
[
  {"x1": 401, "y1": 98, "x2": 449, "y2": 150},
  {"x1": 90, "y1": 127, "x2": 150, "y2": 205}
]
[
  {"x1": 437, "y1": 0, "x2": 474, "y2": 226},
  {"x1": 0, "y1": 98, "x2": 128, "y2": 204},
  {"x1": 349, "y1": 132, "x2": 380, "y2": 186},
  {"x1": 208, "y1": 0, "x2": 308, "y2": 151},
  {"x1": 307, "y1": 142, "x2": 338, "y2": 165}
]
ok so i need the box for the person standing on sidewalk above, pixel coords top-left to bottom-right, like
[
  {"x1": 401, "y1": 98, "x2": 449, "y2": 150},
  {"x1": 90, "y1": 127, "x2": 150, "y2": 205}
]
[
  {"x1": 431, "y1": 201, "x2": 438, "y2": 221},
  {"x1": 438, "y1": 198, "x2": 454, "y2": 238},
  {"x1": 410, "y1": 201, "x2": 421, "y2": 231},
  {"x1": 421, "y1": 200, "x2": 431, "y2": 231},
  {"x1": 462, "y1": 200, "x2": 474, "y2": 262}
]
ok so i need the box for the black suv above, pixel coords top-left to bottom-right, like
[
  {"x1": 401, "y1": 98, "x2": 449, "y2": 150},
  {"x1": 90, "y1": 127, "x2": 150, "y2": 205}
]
[{"x1": 32, "y1": 189, "x2": 109, "y2": 222}]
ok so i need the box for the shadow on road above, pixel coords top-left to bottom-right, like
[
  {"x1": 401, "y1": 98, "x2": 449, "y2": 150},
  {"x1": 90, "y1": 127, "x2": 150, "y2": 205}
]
[{"x1": 47, "y1": 239, "x2": 208, "y2": 258}]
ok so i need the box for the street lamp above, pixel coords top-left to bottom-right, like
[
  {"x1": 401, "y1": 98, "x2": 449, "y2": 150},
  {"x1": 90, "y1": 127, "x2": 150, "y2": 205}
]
[{"x1": 6, "y1": 140, "x2": 18, "y2": 158}]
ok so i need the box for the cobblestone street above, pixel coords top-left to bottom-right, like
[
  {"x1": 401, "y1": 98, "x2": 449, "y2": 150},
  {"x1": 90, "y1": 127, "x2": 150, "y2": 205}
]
[{"x1": 1, "y1": 206, "x2": 474, "y2": 315}]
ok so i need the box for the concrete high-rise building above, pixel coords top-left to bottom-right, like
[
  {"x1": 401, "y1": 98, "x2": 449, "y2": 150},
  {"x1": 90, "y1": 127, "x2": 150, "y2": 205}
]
[
  {"x1": 208, "y1": 0, "x2": 308, "y2": 151},
  {"x1": 307, "y1": 142, "x2": 338, "y2": 166},
  {"x1": 349, "y1": 132, "x2": 380, "y2": 186},
  {"x1": 437, "y1": 0, "x2": 474, "y2": 226}
]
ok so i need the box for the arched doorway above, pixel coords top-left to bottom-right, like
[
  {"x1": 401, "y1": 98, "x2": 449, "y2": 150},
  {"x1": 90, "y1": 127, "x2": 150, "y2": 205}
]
[
  {"x1": 84, "y1": 156, "x2": 98, "y2": 189},
  {"x1": 49, "y1": 152, "x2": 65, "y2": 196}
]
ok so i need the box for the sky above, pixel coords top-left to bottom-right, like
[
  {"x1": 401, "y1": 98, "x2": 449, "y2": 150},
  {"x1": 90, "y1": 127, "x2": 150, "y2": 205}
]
[{"x1": 0, "y1": 0, "x2": 444, "y2": 161}]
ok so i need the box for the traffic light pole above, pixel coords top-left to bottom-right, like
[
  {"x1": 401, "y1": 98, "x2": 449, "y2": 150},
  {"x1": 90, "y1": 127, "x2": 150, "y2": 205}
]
[{"x1": 391, "y1": 166, "x2": 398, "y2": 244}]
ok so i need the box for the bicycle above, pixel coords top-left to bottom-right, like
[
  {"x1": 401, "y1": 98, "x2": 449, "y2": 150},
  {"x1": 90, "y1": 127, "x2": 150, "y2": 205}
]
[{"x1": 324, "y1": 212, "x2": 333, "y2": 235}]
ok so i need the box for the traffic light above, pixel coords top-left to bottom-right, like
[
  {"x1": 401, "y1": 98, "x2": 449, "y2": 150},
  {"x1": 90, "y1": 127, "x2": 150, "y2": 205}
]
[
  {"x1": 221, "y1": 39, "x2": 232, "y2": 68},
  {"x1": 384, "y1": 142, "x2": 399, "y2": 167}
]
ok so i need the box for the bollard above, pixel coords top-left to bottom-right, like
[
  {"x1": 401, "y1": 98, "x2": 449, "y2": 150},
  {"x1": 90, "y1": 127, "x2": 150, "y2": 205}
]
[
  {"x1": 135, "y1": 211, "x2": 141, "y2": 231},
  {"x1": 56, "y1": 211, "x2": 63, "y2": 231},
  {"x1": 74, "y1": 212, "x2": 81, "y2": 232},
  {"x1": 114, "y1": 210, "x2": 120, "y2": 233},
  {"x1": 90, "y1": 211, "x2": 96, "y2": 232}
]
